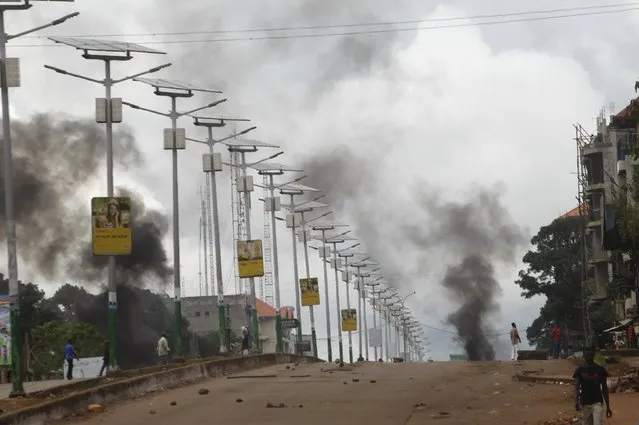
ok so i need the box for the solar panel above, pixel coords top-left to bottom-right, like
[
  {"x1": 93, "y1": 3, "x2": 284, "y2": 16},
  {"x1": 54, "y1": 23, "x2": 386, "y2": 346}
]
[
  {"x1": 48, "y1": 37, "x2": 164, "y2": 55},
  {"x1": 222, "y1": 138, "x2": 279, "y2": 148},
  {"x1": 281, "y1": 200, "x2": 329, "y2": 211},
  {"x1": 278, "y1": 183, "x2": 320, "y2": 193},
  {"x1": 309, "y1": 221, "x2": 349, "y2": 229},
  {"x1": 134, "y1": 77, "x2": 222, "y2": 93},
  {"x1": 249, "y1": 162, "x2": 302, "y2": 172},
  {"x1": 325, "y1": 235, "x2": 358, "y2": 242}
]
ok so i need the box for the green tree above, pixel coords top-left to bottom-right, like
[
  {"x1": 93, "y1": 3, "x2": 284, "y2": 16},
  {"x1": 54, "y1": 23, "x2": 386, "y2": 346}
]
[
  {"x1": 514, "y1": 216, "x2": 585, "y2": 349},
  {"x1": 0, "y1": 274, "x2": 62, "y2": 333},
  {"x1": 30, "y1": 321, "x2": 104, "y2": 379},
  {"x1": 49, "y1": 283, "x2": 94, "y2": 322}
]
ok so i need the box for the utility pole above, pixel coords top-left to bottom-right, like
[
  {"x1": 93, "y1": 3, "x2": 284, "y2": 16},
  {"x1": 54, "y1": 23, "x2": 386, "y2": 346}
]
[
  {"x1": 124, "y1": 78, "x2": 226, "y2": 357},
  {"x1": 1, "y1": 0, "x2": 79, "y2": 397}
]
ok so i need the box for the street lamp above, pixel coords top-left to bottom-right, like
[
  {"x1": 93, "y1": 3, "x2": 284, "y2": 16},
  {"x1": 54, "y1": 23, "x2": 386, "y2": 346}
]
[
  {"x1": 223, "y1": 139, "x2": 282, "y2": 352},
  {"x1": 397, "y1": 291, "x2": 416, "y2": 361},
  {"x1": 187, "y1": 119, "x2": 256, "y2": 353},
  {"x1": 0, "y1": 0, "x2": 79, "y2": 398},
  {"x1": 251, "y1": 163, "x2": 304, "y2": 353},
  {"x1": 336, "y1": 247, "x2": 366, "y2": 364},
  {"x1": 280, "y1": 183, "x2": 322, "y2": 354},
  {"x1": 350, "y1": 261, "x2": 380, "y2": 361},
  {"x1": 368, "y1": 283, "x2": 387, "y2": 361},
  {"x1": 123, "y1": 78, "x2": 226, "y2": 358},
  {"x1": 46, "y1": 38, "x2": 171, "y2": 372}
]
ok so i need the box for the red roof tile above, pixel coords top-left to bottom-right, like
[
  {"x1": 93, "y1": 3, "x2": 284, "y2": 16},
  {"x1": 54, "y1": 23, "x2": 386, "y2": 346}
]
[
  {"x1": 256, "y1": 299, "x2": 277, "y2": 318},
  {"x1": 615, "y1": 97, "x2": 639, "y2": 119},
  {"x1": 559, "y1": 203, "x2": 588, "y2": 219}
]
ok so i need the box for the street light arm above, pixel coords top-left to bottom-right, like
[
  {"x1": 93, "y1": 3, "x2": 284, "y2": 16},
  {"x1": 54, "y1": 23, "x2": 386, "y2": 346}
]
[
  {"x1": 9, "y1": 12, "x2": 80, "y2": 40},
  {"x1": 275, "y1": 174, "x2": 307, "y2": 189},
  {"x1": 179, "y1": 99, "x2": 227, "y2": 117},
  {"x1": 112, "y1": 63, "x2": 172, "y2": 84},
  {"x1": 307, "y1": 211, "x2": 332, "y2": 224},
  {"x1": 122, "y1": 101, "x2": 170, "y2": 117},
  {"x1": 186, "y1": 137, "x2": 208, "y2": 145},
  {"x1": 248, "y1": 151, "x2": 284, "y2": 167},
  {"x1": 216, "y1": 126, "x2": 257, "y2": 143},
  {"x1": 43, "y1": 65, "x2": 102, "y2": 84}
]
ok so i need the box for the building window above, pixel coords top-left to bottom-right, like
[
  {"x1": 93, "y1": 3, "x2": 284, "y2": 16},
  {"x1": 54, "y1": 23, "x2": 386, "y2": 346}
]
[
  {"x1": 204, "y1": 311, "x2": 211, "y2": 316},
  {"x1": 194, "y1": 311, "x2": 201, "y2": 317}
]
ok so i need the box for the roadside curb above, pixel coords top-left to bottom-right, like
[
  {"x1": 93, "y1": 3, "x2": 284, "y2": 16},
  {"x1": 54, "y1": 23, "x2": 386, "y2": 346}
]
[
  {"x1": 1, "y1": 354, "x2": 319, "y2": 425},
  {"x1": 513, "y1": 374, "x2": 573, "y2": 385}
]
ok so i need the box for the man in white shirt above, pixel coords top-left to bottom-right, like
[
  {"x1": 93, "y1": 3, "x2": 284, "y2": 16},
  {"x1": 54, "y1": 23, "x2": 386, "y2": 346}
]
[
  {"x1": 157, "y1": 333, "x2": 170, "y2": 364},
  {"x1": 510, "y1": 322, "x2": 522, "y2": 361}
]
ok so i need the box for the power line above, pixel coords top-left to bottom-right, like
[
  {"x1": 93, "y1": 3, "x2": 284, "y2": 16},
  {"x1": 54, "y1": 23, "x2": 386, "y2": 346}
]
[
  {"x1": 17, "y1": 2, "x2": 639, "y2": 39},
  {"x1": 9, "y1": 5, "x2": 639, "y2": 48}
]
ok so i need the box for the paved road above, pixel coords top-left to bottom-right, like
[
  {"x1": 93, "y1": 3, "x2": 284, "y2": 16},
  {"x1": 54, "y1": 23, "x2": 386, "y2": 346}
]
[{"x1": 70, "y1": 360, "x2": 597, "y2": 425}]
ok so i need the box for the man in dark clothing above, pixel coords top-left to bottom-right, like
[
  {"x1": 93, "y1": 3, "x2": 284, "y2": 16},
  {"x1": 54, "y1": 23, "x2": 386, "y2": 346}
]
[
  {"x1": 99, "y1": 340, "x2": 109, "y2": 377},
  {"x1": 572, "y1": 346, "x2": 612, "y2": 425},
  {"x1": 64, "y1": 339, "x2": 79, "y2": 380}
]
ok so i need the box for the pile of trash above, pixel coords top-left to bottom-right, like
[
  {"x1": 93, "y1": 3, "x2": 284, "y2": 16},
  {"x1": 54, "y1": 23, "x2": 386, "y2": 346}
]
[
  {"x1": 540, "y1": 415, "x2": 580, "y2": 425},
  {"x1": 609, "y1": 371, "x2": 639, "y2": 393}
]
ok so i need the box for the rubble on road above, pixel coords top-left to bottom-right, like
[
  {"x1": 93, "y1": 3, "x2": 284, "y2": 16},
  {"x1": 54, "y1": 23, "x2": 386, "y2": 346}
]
[
  {"x1": 540, "y1": 414, "x2": 580, "y2": 424},
  {"x1": 609, "y1": 371, "x2": 639, "y2": 393}
]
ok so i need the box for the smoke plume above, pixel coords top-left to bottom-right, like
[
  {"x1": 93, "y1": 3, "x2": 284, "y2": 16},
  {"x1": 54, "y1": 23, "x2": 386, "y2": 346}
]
[{"x1": 300, "y1": 146, "x2": 526, "y2": 360}]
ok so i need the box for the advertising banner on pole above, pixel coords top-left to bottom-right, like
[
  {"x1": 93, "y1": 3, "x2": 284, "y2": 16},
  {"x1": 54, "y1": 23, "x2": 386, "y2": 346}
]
[
  {"x1": 300, "y1": 277, "x2": 320, "y2": 306},
  {"x1": 237, "y1": 240, "x2": 264, "y2": 278},
  {"x1": 91, "y1": 197, "x2": 132, "y2": 256},
  {"x1": 0, "y1": 296, "x2": 11, "y2": 366},
  {"x1": 341, "y1": 308, "x2": 357, "y2": 332}
]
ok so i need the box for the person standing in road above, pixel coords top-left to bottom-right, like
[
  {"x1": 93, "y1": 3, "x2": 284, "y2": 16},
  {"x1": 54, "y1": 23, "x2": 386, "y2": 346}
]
[
  {"x1": 551, "y1": 324, "x2": 562, "y2": 359},
  {"x1": 573, "y1": 346, "x2": 612, "y2": 425},
  {"x1": 240, "y1": 326, "x2": 250, "y2": 356},
  {"x1": 510, "y1": 322, "x2": 522, "y2": 361},
  {"x1": 157, "y1": 333, "x2": 170, "y2": 364},
  {"x1": 64, "y1": 339, "x2": 79, "y2": 380},
  {"x1": 99, "y1": 340, "x2": 110, "y2": 377}
]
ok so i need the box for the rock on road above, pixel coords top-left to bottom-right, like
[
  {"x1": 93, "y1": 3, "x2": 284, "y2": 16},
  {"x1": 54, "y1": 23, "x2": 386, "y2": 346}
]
[{"x1": 69, "y1": 360, "x2": 632, "y2": 425}]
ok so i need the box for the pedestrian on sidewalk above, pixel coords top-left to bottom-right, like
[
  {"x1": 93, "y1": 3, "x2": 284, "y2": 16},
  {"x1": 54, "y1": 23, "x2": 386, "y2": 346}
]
[
  {"x1": 64, "y1": 339, "x2": 79, "y2": 380},
  {"x1": 510, "y1": 322, "x2": 521, "y2": 361},
  {"x1": 157, "y1": 333, "x2": 170, "y2": 364},
  {"x1": 99, "y1": 340, "x2": 110, "y2": 377},
  {"x1": 573, "y1": 346, "x2": 612, "y2": 425}
]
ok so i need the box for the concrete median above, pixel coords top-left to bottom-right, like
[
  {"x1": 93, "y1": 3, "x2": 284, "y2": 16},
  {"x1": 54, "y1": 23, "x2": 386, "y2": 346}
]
[{"x1": 1, "y1": 353, "x2": 320, "y2": 425}]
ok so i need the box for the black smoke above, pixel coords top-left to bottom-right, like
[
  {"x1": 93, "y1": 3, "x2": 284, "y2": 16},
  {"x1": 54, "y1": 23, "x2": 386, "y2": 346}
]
[
  {"x1": 300, "y1": 146, "x2": 526, "y2": 360},
  {"x1": 0, "y1": 113, "x2": 174, "y2": 366}
]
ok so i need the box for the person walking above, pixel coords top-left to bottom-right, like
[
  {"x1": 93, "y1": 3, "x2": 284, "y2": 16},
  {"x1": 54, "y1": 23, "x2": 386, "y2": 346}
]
[
  {"x1": 98, "y1": 340, "x2": 110, "y2": 377},
  {"x1": 240, "y1": 326, "x2": 250, "y2": 356},
  {"x1": 551, "y1": 324, "x2": 562, "y2": 359},
  {"x1": 573, "y1": 346, "x2": 612, "y2": 424},
  {"x1": 157, "y1": 333, "x2": 170, "y2": 364},
  {"x1": 510, "y1": 322, "x2": 522, "y2": 361},
  {"x1": 64, "y1": 339, "x2": 79, "y2": 380}
]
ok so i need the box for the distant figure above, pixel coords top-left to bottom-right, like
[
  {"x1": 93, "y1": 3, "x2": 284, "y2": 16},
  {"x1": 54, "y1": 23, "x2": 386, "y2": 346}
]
[
  {"x1": 64, "y1": 339, "x2": 79, "y2": 380},
  {"x1": 551, "y1": 324, "x2": 562, "y2": 359},
  {"x1": 241, "y1": 326, "x2": 249, "y2": 356},
  {"x1": 573, "y1": 346, "x2": 612, "y2": 423},
  {"x1": 614, "y1": 336, "x2": 625, "y2": 351},
  {"x1": 157, "y1": 333, "x2": 170, "y2": 364},
  {"x1": 510, "y1": 322, "x2": 522, "y2": 361},
  {"x1": 99, "y1": 340, "x2": 110, "y2": 377}
]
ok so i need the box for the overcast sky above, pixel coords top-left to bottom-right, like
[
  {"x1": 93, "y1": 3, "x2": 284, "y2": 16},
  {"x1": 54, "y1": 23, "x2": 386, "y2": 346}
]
[{"x1": 4, "y1": 0, "x2": 637, "y2": 360}]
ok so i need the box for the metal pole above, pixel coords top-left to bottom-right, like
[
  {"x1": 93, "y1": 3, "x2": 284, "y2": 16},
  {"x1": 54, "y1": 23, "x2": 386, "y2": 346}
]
[
  {"x1": 240, "y1": 152, "x2": 259, "y2": 351},
  {"x1": 403, "y1": 321, "x2": 408, "y2": 362},
  {"x1": 332, "y1": 243, "x2": 343, "y2": 362},
  {"x1": 170, "y1": 96, "x2": 183, "y2": 358},
  {"x1": 268, "y1": 175, "x2": 283, "y2": 353},
  {"x1": 103, "y1": 59, "x2": 121, "y2": 369},
  {"x1": 206, "y1": 127, "x2": 227, "y2": 353},
  {"x1": 289, "y1": 195, "x2": 303, "y2": 349},
  {"x1": 300, "y1": 212, "x2": 318, "y2": 357},
  {"x1": 344, "y1": 257, "x2": 353, "y2": 364},
  {"x1": 362, "y1": 283, "x2": 369, "y2": 361},
  {"x1": 0, "y1": 10, "x2": 24, "y2": 397},
  {"x1": 372, "y1": 296, "x2": 378, "y2": 361},
  {"x1": 356, "y1": 268, "x2": 362, "y2": 360},
  {"x1": 321, "y1": 230, "x2": 332, "y2": 362},
  {"x1": 385, "y1": 306, "x2": 391, "y2": 360}
]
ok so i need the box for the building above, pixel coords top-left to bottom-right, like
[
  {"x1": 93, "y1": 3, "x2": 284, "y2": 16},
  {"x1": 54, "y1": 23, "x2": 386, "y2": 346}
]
[
  {"x1": 164, "y1": 295, "x2": 295, "y2": 353},
  {"x1": 576, "y1": 101, "x2": 639, "y2": 320}
]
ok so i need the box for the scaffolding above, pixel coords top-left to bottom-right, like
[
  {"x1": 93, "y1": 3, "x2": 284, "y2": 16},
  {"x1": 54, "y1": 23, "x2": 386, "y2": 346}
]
[{"x1": 574, "y1": 122, "x2": 594, "y2": 343}]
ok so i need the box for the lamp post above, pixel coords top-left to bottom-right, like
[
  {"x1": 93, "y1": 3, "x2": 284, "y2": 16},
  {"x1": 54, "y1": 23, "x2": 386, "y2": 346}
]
[
  {"x1": 379, "y1": 293, "x2": 396, "y2": 360},
  {"x1": 1, "y1": 0, "x2": 79, "y2": 397},
  {"x1": 397, "y1": 291, "x2": 416, "y2": 361},
  {"x1": 45, "y1": 35, "x2": 170, "y2": 371},
  {"x1": 187, "y1": 119, "x2": 257, "y2": 352},
  {"x1": 336, "y1": 247, "x2": 362, "y2": 365},
  {"x1": 369, "y1": 284, "x2": 386, "y2": 361},
  {"x1": 325, "y1": 234, "x2": 357, "y2": 363},
  {"x1": 279, "y1": 184, "x2": 322, "y2": 354},
  {"x1": 224, "y1": 142, "x2": 283, "y2": 351},
  {"x1": 123, "y1": 78, "x2": 226, "y2": 358},
  {"x1": 350, "y1": 262, "x2": 379, "y2": 361},
  {"x1": 251, "y1": 164, "x2": 304, "y2": 353}
]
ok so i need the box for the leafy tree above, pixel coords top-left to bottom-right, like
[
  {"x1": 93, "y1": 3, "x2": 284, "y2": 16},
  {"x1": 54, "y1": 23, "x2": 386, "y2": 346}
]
[
  {"x1": 514, "y1": 216, "x2": 585, "y2": 349},
  {"x1": 30, "y1": 321, "x2": 104, "y2": 379},
  {"x1": 49, "y1": 283, "x2": 94, "y2": 322},
  {"x1": 0, "y1": 274, "x2": 62, "y2": 333}
]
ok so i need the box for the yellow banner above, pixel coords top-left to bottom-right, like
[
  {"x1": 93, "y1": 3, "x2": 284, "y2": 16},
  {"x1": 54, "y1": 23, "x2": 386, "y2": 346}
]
[
  {"x1": 341, "y1": 309, "x2": 357, "y2": 332},
  {"x1": 91, "y1": 197, "x2": 132, "y2": 256},
  {"x1": 237, "y1": 240, "x2": 264, "y2": 278},
  {"x1": 300, "y1": 277, "x2": 320, "y2": 306}
]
